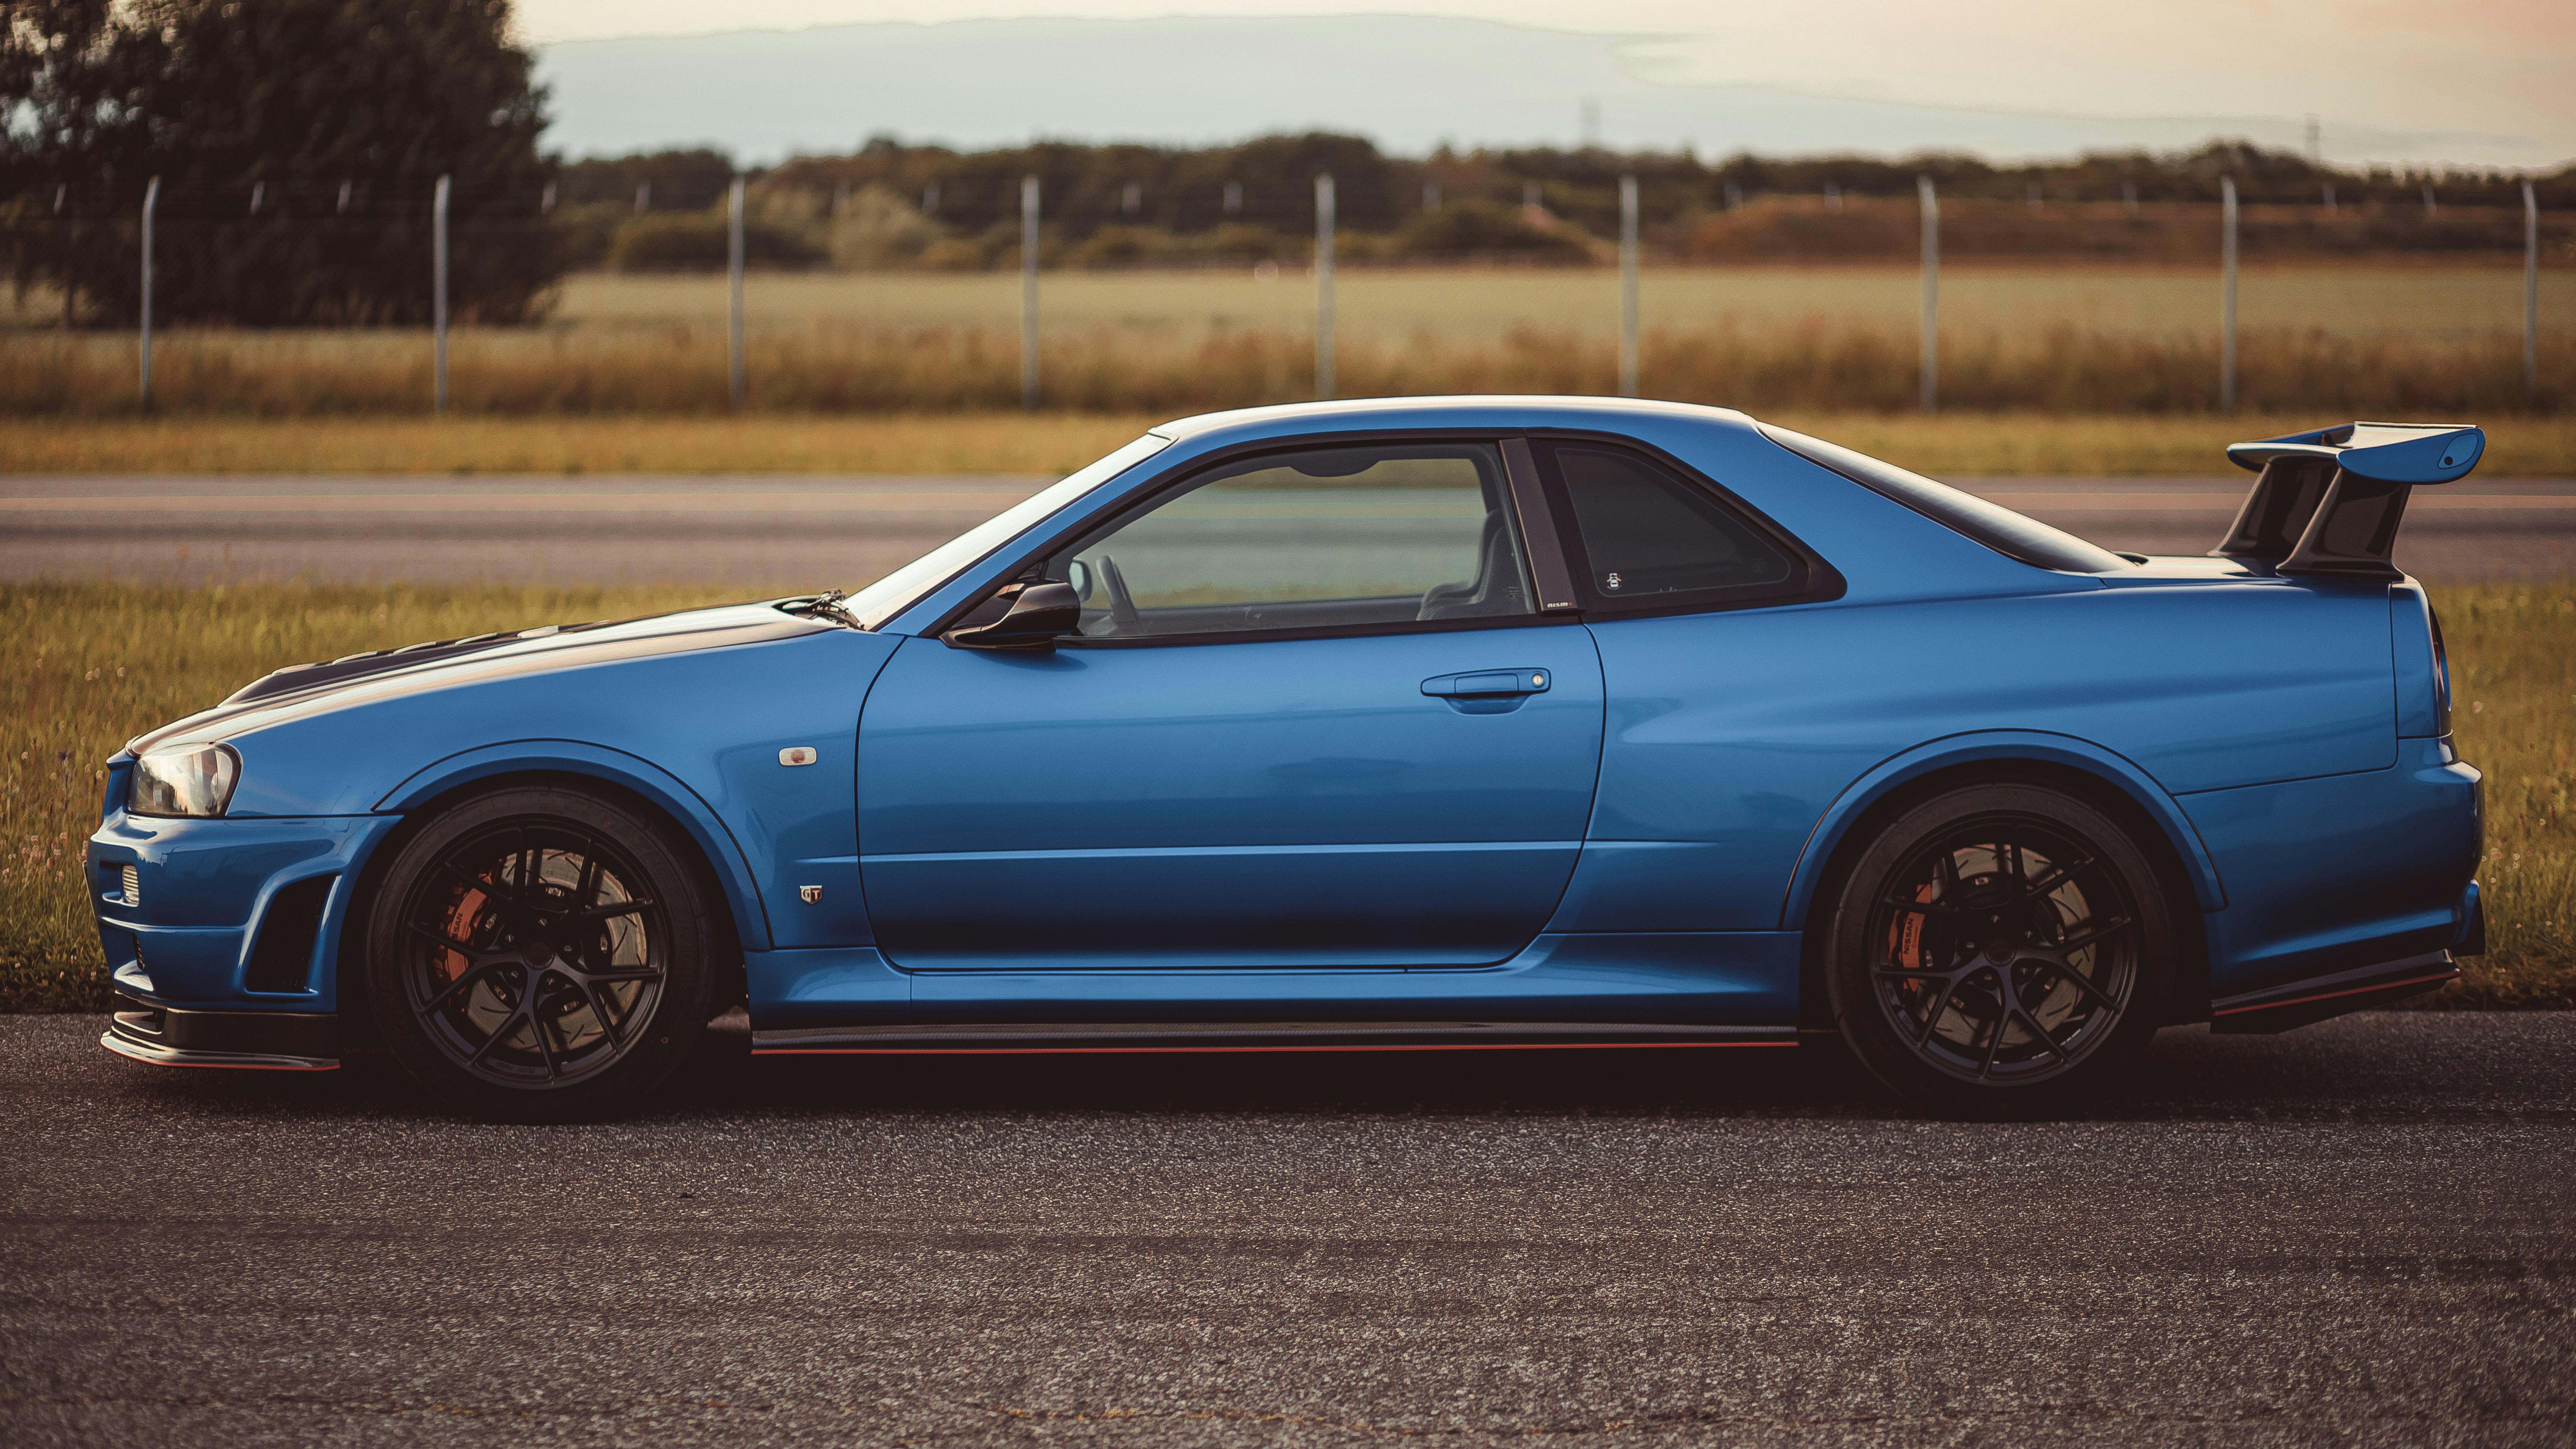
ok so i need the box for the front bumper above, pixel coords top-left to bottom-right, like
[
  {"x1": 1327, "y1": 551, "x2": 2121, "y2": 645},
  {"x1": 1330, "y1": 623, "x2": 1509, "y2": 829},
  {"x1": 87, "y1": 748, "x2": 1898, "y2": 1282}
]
[
  {"x1": 86, "y1": 809, "x2": 399, "y2": 1011},
  {"x1": 102, "y1": 1002, "x2": 338, "y2": 1070}
]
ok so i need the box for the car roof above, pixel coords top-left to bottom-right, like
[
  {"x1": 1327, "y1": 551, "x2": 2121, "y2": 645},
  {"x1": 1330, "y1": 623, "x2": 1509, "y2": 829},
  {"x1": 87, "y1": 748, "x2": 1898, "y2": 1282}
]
[{"x1": 1150, "y1": 395, "x2": 1763, "y2": 448}]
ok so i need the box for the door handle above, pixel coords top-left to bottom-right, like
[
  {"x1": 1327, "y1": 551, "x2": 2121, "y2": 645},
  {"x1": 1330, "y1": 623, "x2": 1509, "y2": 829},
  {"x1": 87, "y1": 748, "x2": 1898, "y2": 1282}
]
[{"x1": 1421, "y1": 669, "x2": 1551, "y2": 698}]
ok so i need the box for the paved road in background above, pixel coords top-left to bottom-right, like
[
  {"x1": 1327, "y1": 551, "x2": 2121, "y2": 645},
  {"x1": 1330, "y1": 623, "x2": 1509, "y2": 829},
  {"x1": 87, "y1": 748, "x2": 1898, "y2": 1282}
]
[
  {"x1": 3, "y1": 1012, "x2": 2572, "y2": 1446},
  {"x1": 6, "y1": 474, "x2": 2571, "y2": 586}
]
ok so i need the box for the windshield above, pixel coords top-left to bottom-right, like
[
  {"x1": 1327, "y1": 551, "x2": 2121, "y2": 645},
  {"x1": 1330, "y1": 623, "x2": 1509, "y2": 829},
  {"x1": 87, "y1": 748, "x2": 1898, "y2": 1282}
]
[
  {"x1": 846, "y1": 433, "x2": 1174, "y2": 630},
  {"x1": 1759, "y1": 424, "x2": 2134, "y2": 574}
]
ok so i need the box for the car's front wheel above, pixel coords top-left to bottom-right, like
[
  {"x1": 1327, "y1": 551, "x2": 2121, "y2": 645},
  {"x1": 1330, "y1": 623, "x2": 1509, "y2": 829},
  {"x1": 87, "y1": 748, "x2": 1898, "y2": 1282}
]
[
  {"x1": 1824, "y1": 782, "x2": 2174, "y2": 1114},
  {"x1": 361, "y1": 785, "x2": 717, "y2": 1121}
]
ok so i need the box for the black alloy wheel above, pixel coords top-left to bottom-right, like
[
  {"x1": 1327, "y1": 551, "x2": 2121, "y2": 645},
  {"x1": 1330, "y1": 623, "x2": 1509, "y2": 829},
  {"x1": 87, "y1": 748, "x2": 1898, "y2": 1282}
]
[
  {"x1": 363, "y1": 785, "x2": 716, "y2": 1121},
  {"x1": 1825, "y1": 783, "x2": 2173, "y2": 1113}
]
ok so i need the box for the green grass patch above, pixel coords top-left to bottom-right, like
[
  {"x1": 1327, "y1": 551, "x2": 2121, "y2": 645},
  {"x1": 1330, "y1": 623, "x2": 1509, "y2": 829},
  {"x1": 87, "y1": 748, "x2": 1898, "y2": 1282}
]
[{"x1": 2, "y1": 579, "x2": 2569, "y2": 1011}]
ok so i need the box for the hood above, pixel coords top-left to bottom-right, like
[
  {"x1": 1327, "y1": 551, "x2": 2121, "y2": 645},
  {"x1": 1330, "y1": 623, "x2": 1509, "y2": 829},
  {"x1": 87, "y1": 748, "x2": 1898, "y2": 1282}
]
[{"x1": 127, "y1": 600, "x2": 842, "y2": 756}]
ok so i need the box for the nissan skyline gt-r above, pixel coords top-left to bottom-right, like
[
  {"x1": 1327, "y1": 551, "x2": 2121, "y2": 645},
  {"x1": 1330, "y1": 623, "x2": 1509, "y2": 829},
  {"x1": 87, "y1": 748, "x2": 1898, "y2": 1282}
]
[{"x1": 87, "y1": 399, "x2": 2486, "y2": 1118}]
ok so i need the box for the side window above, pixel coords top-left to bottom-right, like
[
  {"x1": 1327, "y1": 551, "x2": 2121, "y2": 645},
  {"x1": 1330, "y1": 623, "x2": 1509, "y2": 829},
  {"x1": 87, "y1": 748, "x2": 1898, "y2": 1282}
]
[
  {"x1": 1045, "y1": 443, "x2": 1532, "y2": 641},
  {"x1": 1543, "y1": 444, "x2": 1802, "y2": 609}
]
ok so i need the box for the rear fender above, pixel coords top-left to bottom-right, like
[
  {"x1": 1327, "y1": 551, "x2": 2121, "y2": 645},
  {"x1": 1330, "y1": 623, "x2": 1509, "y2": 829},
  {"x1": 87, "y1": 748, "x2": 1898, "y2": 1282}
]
[
  {"x1": 1778, "y1": 731, "x2": 2228, "y2": 935},
  {"x1": 373, "y1": 740, "x2": 773, "y2": 952}
]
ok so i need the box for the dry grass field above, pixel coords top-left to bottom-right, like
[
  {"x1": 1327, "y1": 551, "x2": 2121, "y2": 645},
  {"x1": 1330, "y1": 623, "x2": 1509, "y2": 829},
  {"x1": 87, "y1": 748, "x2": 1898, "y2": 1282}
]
[
  {"x1": 3, "y1": 264, "x2": 2565, "y2": 418},
  {"x1": 2, "y1": 579, "x2": 2568, "y2": 1013},
  {"x1": 548, "y1": 264, "x2": 2576, "y2": 343},
  {"x1": 14, "y1": 264, "x2": 2567, "y2": 342}
]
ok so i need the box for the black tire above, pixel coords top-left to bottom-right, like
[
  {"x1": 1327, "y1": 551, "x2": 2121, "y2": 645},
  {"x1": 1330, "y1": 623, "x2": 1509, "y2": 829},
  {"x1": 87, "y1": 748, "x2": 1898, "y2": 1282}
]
[
  {"x1": 361, "y1": 784, "x2": 717, "y2": 1122},
  {"x1": 1823, "y1": 783, "x2": 2173, "y2": 1115}
]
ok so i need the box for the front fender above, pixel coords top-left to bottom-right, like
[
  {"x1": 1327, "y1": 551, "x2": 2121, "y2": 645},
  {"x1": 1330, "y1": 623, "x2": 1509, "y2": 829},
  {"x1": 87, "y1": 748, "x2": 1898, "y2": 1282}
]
[
  {"x1": 375, "y1": 740, "x2": 775, "y2": 952},
  {"x1": 1776, "y1": 730, "x2": 2228, "y2": 934}
]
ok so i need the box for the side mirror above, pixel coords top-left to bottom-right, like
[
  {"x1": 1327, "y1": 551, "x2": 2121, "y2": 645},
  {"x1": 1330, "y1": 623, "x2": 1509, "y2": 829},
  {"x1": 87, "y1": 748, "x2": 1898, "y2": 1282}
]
[{"x1": 943, "y1": 581, "x2": 1082, "y2": 651}]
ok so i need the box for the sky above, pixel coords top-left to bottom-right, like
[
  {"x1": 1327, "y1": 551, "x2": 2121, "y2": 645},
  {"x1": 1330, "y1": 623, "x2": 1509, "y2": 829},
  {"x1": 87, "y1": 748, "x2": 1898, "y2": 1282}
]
[{"x1": 510, "y1": 1, "x2": 2576, "y2": 168}]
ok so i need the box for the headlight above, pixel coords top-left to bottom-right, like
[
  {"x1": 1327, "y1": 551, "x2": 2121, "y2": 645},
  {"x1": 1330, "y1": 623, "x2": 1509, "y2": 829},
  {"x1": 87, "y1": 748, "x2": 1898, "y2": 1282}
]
[{"x1": 128, "y1": 742, "x2": 241, "y2": 818}]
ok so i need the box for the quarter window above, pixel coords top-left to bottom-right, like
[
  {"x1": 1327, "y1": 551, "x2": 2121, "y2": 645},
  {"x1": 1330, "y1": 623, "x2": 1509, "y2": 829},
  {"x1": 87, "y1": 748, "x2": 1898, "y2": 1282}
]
[
  {"x1": 1544, "y1": 444, "x2": 1799, "y2": 607},
  {"x1": 1045, "y1": 442, "x2": 1533, "y2": 641}
]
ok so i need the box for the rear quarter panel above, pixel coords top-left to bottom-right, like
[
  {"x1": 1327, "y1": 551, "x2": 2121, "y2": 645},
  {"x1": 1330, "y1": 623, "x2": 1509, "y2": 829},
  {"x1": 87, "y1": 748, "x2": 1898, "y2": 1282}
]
[{"x1": 1558, "y1": 422, "x2": 2399, "y2": 934}]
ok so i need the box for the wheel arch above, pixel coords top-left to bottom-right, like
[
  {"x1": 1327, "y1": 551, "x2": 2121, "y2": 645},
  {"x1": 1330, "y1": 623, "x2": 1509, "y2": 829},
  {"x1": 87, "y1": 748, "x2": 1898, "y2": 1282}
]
[
  {"x1": 353, "y1": 741, "x2": 771, "y2": 971},
  {"x1": 1783, "y1": 734, "x2": 2221, "y2": 1028}
]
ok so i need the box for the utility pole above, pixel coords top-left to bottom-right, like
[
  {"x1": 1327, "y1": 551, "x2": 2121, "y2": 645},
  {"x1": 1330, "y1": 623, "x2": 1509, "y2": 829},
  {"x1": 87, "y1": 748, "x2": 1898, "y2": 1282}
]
[
  {"x1": 2221, "y1": 175, "x2": 2239, "y2": 415},
  {"x1": 139, "y1": 176, "x2": 158, "y2": 405},
  {"x1": 1315, "y1": 172, "x2": 1336, "y2": 400},
  {"x1": 1618, "y1": 174, "x2": 1639, "y2": 398},
  {"x1": 1020, "y1": 175, "x2": 1040, "y2": 410},
  {"x1": 728, "y1": 175, "x2": 746, "y2": 410},
  {"x1": 433, "y1": 175, "x2": 450, "y2": 414},
  {"x1": 1917, "y1": 175, "x2": 1938, "y2": 415}
]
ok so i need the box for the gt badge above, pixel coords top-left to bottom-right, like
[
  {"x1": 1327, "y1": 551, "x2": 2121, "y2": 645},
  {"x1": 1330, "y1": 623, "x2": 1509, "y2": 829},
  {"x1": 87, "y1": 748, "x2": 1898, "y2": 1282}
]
[{"x1": 798, "y1": 885, "x2": 823, "y2": 904}]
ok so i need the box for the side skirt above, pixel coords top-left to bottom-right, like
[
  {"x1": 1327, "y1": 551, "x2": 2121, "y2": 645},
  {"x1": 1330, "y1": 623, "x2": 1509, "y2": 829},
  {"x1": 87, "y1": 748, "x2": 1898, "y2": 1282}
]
[
  {"x1": 753, "y1": 1020, "x2": 1798, "y2": 1056},
  {"x1": 2208, "y1": 950, "x2": 2456, "y2": 1035}
]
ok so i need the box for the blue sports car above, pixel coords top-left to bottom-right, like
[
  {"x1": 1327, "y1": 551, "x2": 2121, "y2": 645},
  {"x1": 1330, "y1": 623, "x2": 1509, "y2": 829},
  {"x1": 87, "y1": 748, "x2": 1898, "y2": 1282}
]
[{"x1": 87, "y1": 399, "x2": 2486, "y2": 1118}]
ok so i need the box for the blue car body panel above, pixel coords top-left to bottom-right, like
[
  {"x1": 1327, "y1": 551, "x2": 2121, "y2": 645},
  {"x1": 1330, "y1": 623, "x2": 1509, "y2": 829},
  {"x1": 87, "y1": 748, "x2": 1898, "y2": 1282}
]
[
  {"x1": 856, "y1": 625, "x2": 1605, "y2": 969},
  {"x1": 85, "y1": 398, "x2": 2485, "y2": 1053}
]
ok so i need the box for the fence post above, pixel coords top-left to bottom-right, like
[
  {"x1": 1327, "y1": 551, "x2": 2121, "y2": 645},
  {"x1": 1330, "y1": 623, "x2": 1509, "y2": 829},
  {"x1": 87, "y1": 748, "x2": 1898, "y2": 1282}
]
[
  {"x1": 139, "y1": 176, "x2": 157, "y2": 405},
  {"x1": 2529, "y1": 181, "x2": 2542, "y2": 396},
  {"x1": 1917, "y1": 175, "x2": 1938, "y2": 415},
  {"x1": 1020, "y1": 174, "x2": 1040, "y2": 410},
  {"x1": 2221, "y1": 175, "x2": 2238, "y2": 415},
  {"x1": 1315, "y1": 172, "x2": 1335, "y2": 400},
  {"x1": 1618, "y1": 174, "x2": 1639, "y2": 398},
  {"x1": 432, "y1": 174, "x2": 450, "y2": 414},
  {"x1": 728, "y1": 175, "x2": 746, "y2": 410}
]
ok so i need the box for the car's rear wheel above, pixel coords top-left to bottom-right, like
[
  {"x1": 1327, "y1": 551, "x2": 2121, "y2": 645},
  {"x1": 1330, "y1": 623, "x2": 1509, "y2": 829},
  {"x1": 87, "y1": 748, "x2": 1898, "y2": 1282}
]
[
  {"x1": 1824, "y1": 783, "x2": 2173, "y2": 1114},
  {"x1": 362, "y1": 785, "x2": 716, "y2": 1121}
]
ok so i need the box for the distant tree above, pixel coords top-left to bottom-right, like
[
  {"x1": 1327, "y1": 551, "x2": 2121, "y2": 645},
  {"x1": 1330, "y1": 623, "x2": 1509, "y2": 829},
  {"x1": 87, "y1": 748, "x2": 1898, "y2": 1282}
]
[
  {"x1": 554, "y1": 149, "x2": 739, "y2": 212},
  {"x1": 1, "y1": 0, "x2": 559, "y2": 324}
]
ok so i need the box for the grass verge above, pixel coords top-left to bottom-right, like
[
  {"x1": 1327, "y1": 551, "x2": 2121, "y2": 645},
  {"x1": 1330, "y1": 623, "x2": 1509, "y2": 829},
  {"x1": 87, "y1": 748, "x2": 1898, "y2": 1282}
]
[
  {"x1": 6, "y1": 324, "x2": 2569, "y2": 418},
  {"x1": 4, "y1": 412, "x2": 2571, "y2": 478},
  {"x1": 3, "y1": 580, "x2": 2568, "y2": 1012}
]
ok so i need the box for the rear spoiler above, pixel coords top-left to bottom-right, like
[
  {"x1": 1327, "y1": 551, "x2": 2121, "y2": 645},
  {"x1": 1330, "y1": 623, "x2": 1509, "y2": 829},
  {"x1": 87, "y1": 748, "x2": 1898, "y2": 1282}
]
[{"x1": 2212, "y1": 421, "x2": 2485, "y2": 578}]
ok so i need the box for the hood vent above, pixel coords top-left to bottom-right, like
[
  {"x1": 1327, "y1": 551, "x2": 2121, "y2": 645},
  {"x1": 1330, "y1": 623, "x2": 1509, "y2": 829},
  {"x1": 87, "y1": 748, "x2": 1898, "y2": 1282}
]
[{"x1": 221, "y1": 621, "x2": 609, "y2": 707}]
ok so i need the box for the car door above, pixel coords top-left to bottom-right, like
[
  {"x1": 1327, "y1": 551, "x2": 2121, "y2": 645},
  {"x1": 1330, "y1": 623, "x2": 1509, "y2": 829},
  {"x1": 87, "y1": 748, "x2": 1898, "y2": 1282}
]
[{"x1": 855, "y1": 438, "x2": 1605, "y2": 970}]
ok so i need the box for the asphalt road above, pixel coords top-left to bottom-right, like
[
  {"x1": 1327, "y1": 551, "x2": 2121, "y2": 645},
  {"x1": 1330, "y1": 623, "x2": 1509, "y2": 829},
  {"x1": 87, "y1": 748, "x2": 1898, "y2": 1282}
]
[
  {"x1": 3, "y1": 1011, "x2": 2573, "y2": 1446},
  {"x1": 5, "y1": 474, "x2": 2571, "y2": 586}
]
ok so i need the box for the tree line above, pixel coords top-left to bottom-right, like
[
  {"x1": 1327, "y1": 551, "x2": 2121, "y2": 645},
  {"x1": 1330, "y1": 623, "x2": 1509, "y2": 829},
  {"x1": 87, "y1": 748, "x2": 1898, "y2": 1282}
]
[{"x1": 5, "y1": 0, "x2": 2568, "y2": 325}]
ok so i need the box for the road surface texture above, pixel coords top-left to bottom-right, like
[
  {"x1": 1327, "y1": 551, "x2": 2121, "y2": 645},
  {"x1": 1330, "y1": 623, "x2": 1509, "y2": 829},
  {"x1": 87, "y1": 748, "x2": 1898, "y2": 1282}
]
[
  {"x1": 2, "y1": 1010, "x2": 2571, "y2": 1446},
  {"x1": 5, "y1": 474, "x2": 2571, "y2": 586}
]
